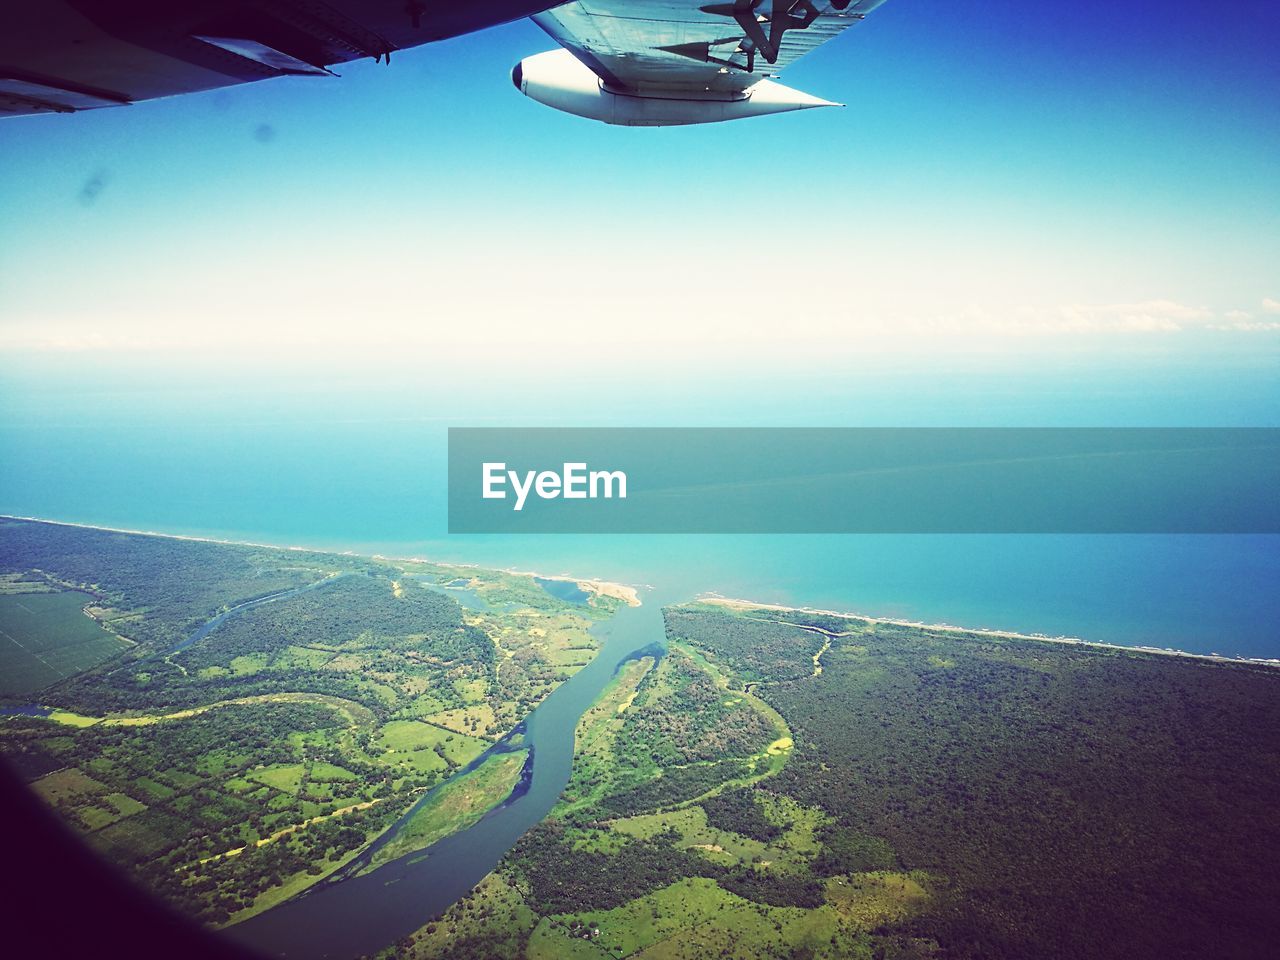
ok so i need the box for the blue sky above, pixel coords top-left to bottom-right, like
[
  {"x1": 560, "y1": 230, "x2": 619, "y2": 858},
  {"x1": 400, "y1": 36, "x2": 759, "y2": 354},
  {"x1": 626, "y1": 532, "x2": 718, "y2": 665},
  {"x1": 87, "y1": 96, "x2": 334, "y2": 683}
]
[
  {"x1": 1, "y1": 1, "x2": 1278, "y2": 384},
  {"x1": 1, "y1": 3, "x2": 1278, "y2": 653}
]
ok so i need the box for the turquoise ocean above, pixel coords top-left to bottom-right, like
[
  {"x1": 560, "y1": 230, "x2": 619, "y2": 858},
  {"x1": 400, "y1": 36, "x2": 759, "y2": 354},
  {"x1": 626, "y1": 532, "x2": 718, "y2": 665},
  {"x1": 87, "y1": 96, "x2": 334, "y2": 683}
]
[{"x1": 2, "y1": 342, "x2": 1277, "y2": 658}]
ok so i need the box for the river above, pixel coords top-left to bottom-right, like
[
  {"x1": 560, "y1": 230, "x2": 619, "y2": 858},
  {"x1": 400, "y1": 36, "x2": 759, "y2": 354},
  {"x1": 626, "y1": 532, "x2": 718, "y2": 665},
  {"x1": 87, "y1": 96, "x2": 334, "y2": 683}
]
[
  {"x1": 157, "y1": 573, "x2": 356, "y2": 659},
  {"x1": 224, "y1": 585, "x2": 677, "y2": 958}
]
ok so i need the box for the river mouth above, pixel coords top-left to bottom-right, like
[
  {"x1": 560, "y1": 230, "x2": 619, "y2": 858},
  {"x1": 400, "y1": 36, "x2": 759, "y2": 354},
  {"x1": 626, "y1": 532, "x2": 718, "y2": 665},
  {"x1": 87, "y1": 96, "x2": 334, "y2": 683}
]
[{"x1": 225, "y1": 587, "x2": 678, "y2": 959}]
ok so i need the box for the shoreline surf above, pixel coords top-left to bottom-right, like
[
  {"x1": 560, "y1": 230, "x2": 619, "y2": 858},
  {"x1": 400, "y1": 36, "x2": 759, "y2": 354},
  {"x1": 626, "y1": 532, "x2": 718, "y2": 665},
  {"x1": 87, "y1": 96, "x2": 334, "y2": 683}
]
[{"x1": 4, "y1": 513, "x2": 1274, "y2": 669}]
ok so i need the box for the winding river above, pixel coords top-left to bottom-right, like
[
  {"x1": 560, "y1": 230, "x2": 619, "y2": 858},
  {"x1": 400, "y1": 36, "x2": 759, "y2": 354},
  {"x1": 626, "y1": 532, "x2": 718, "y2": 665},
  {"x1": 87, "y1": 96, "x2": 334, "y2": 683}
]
[{"x1": 225, "y1": 585, "x2": 677, "y2": 959}]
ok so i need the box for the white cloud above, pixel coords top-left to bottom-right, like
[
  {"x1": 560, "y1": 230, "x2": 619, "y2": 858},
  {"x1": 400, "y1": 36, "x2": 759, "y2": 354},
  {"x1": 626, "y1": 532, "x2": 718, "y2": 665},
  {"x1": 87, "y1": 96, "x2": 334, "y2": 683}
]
[
  {"x1": 906, "y1": 300, "x2": 1210, "y2": 336},
  {"x1": 1207, "y1": 307, "x2": 1280, "y2": 331},
  {"x1": 1209, "y1": 320, "x2": 1280, "y2": 332},
  {"x1": 1262, "y1": 298, "x2": 1280, "y2": 314},
  {"x1": 1057, "y1": 300, "x2": 1207, "y2": 332},
  {"x1": 854, "y1": 299, "x2": 1280, "y2": 338}
]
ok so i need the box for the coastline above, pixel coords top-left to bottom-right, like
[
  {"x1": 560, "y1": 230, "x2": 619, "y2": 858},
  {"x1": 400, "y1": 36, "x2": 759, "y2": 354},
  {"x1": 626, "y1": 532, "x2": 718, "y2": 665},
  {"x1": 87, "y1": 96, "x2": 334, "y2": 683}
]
[
  {"x1": 5, "y1": 513, "x2": 1274, "y2": 668},
  {"x1": 697, "y1": 595, "x2": 1280, "y2": 670},
  {"x1": 0, "y1": 514, "x2": 644, "y2": 608}
]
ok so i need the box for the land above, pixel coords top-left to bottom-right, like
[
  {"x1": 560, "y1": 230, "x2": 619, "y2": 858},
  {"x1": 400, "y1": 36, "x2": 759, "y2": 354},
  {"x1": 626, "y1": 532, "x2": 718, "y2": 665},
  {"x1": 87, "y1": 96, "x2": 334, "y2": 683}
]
[
  {"x1": 365, "y1": 749, "x2": 530, "y2": 872},
  {"x1": 385, "y1": 600, "x2": 1280, "y2": 960},
  {"x1": 4, "y1": 517, "x2": 1280, "y2": 959},
  {"x1": 0, "y1": 517, "x2": 625, "y2": 927},
  {"x1": 0, "y1": 576, "x2": 133, "y2": 695},
  {"x1": 698, "y1": 594, "x2": 1280, "y2": 668}
]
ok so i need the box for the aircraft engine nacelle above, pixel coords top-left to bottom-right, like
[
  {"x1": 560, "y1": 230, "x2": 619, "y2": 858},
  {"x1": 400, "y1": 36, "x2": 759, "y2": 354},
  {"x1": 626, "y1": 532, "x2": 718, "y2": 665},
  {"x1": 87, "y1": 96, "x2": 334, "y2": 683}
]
[{"x1": 511, "y1": 49, "x2": 840, "y2": 127}]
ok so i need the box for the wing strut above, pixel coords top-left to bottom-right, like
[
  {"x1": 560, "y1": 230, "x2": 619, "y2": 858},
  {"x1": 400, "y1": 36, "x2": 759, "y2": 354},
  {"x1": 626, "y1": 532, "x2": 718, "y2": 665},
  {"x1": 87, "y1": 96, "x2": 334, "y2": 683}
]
[{"x1": 731, "y1": 0, "x2": 865, "y2": 66}]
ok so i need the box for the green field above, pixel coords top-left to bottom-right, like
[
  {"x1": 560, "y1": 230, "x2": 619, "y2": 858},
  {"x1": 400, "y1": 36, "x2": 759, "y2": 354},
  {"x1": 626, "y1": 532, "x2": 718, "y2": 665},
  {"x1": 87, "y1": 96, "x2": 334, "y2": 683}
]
[
  {"x1": 533, "y1": 877, "x2": 861, "y2": 960},
  {"x1": 375, "y1": 719, "x2": 489, "y2": 766},
  {"x1": 0, "y1": 591, "x2": 130, "y2": 696},
  {"x1": 247, "y1": 761, "x2": 357, "y2": 795}
]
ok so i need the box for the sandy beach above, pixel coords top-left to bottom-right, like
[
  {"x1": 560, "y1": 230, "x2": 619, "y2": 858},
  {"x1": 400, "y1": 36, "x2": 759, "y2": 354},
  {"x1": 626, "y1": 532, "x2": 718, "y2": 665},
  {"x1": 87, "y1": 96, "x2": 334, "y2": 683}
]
[{"x1": 697, "y1": 594, "x2": 1280, "y2": 670}]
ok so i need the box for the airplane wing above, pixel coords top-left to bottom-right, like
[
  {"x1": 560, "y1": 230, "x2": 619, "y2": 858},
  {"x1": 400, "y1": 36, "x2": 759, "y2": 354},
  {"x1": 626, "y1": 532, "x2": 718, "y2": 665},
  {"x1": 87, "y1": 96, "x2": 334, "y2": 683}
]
[
  {"x1": 512, "y1": 0, "x2": 892, "y2": 125},
  {"x1": 0, "y1": 0, "x2": 555, "y2": 119},
  {"x1": 533, "y1": 0, "x2": 890, "y2": 97}
]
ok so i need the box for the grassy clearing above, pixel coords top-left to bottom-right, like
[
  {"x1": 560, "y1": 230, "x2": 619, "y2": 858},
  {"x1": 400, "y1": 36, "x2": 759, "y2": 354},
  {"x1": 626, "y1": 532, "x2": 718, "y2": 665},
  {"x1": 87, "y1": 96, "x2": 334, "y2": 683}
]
[
  {"x1": 378, "y1": 872, "x2": 538, "y2": 960},
  {"x1": 104, "y1": 792, "x2": 148, "y2": 816},
  {"x1": 527, "y1": 922, "x2": 609, "y2": 960},
  {"x1": 602, "y1": 793, "x2": 825, "y2": 873},
  {"x1": 37, "y1": 692, "x2": 379, "y2": 730},
  {"x1": 395, "y1": 694, "x2": 452, "y2": 718},
  {"x1": 611, "y1": 805, "x2": 769, "y2": 867},
  {"x1": 376, "y1": 719, "x2": 449, "y2": 751},
  {"x1": 453, "y1": 677, "x2": 488, "y2": 703},
  {"x1": 309, "y1": 761, "x2": 357, "y2": 782},
  {"x1": 824, "y1": 871, "x2": 931, "y2": 928},
  {"x1": 246, "y1": 760, "x2": 358, "y2": 797},
  {"x1": 79, "y1": 804, "x2": 127, "y2": 830},
  {"x1": 277, "y1": 645, "x2": 335, "y2": 669},
  {"x1": 549, "y1": 646, "x2": 598, "y2": 669},
  {"x1": 31, "y1": 767, "x2": 107, "y2": 803},
  {"x1": 424, "y1": 704, "x2": 499, "y2": 740},
  {"x1": 78, "y1": 792, "x2": 148, "y2": 831},
  {"x1": 132, "y1": 776, "x2": 175, "y2": 801},
  {"x1": 541, "y1": 877, "x2": 864, "y2": 960},
  {"x1": 229, "y1": 653, "x2": 268, "y2": 676},
  {"x1": 373, "y1": 718, "x2": 488, "y2": 772},
  {"x1": 248, "y1": 764, "x2": 308, "y2": 794},
  {"x1": 0, "y1": 572, "x2": 56, "y2": 594},
  {"x1": 47, "y1": 708, "x2": 100, "y2": 727}
]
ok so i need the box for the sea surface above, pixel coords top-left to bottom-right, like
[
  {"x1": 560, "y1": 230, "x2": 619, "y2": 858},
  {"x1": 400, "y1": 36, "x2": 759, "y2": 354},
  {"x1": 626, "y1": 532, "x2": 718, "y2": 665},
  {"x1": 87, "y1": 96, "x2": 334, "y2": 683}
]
[{"x1": 1, "y1": 349, "x2": 1278, "y2": 658}]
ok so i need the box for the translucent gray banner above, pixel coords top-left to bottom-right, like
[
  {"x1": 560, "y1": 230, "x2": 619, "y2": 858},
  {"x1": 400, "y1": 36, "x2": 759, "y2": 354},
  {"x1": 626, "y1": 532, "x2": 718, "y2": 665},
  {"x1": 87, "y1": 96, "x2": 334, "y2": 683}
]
[{"x1": 447, "y1": 428, "x2": 1280, "y2": 534}]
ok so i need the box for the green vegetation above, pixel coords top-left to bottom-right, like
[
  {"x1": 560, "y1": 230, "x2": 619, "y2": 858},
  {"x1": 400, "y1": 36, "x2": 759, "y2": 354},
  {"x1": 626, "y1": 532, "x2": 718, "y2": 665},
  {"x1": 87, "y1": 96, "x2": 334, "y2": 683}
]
[
  {"x1": 0, "y1": 519, "x2": 333, "y2": 652},
  {"x1": 385, "y1": 601, "x2": 1280, "y2": 960},
  {"x1": 555, "y1": 656, "x2": 655, "y2": 816},
  {"x1": 533, "y1": 876, "x2": 864, "y2": 960},
  {"x1": 0, "y1": 517, "x2": 614, "y2": 927},
  {"x1": 7, "y1": 518, "x2": 1280, "y2": 960},
  {"x1": 368, "y1": 749, "x2": 528, "y2": 871},
  {"x1": 554, "y1": 642, "x2": 786, "y2": 826},
  {"x1": 391, "y1": 873, "x2": 539, "y2": 960},
  {"x1": 373, "y1": 719, "x2": 490, "y2": 775},
  {"x1": 0, "y1": 589, "x2": 131, "y2": 695}
]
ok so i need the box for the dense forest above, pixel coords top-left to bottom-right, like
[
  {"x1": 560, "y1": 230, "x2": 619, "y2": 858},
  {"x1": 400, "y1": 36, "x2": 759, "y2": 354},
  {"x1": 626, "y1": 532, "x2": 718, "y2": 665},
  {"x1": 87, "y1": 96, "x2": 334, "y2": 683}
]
[
  {"x1": 0, "y1": 518, "x2": 352, "y2": 650},
  {"x1": 758, "y1": 614, "x2": 1280, "y2": 959}
]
